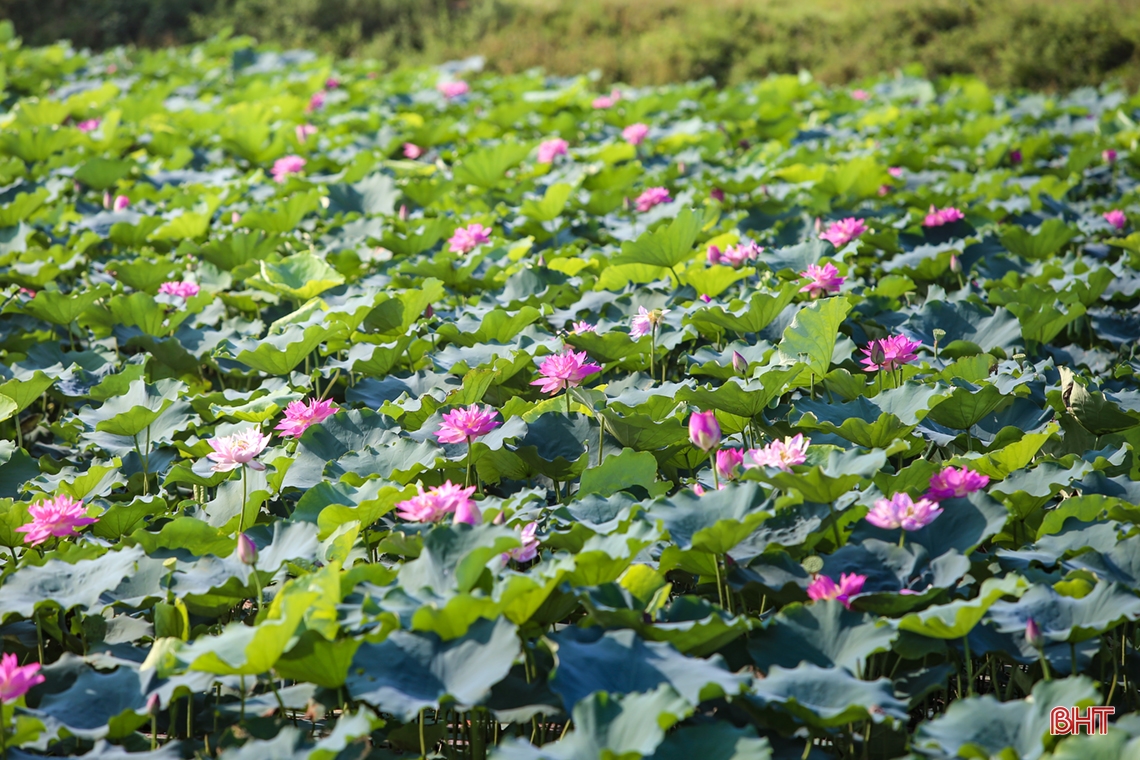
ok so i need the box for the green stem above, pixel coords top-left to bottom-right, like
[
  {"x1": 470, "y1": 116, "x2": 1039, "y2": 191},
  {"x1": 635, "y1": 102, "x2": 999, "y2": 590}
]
[
  {"x1": 649, "y1": 325, "x2": 655, "y2": 381},
  {"x1": 240, "y1": 675, "x2": 246, "y2": 722},
  {"x1": 898, "y1": 530, "x2": 906, "y2": 548},
  {"x1": 713, "y1": 555, "x2": 724, "y2": 608},
  {"x1": 565, "y1": 389, "x2": 571, "y2": 416},
  {"x1": 420, "y1": 708, "x2": 428, "y2": 759},
  {"x1": 465, "y1": 441, "x2": 474, "y2": 488},
  {"x1": 963, "y1": 636, "x2": 974, "y2": 696},
  {"x1": 35, "y1": 610, "x2": 44, "y2": 664},
  {"x1": 827, "y1": 503, "x2": 843, "y2": 549},
  {"x1": 1039, "y1": 646, "x2": 1052, "y2": 681},
  {"x1": 709, "y1": 450, "x2": 720, "y2": 490},
  {"x1": 239, "y1": 465, "x2": 248, "y2": 533}
]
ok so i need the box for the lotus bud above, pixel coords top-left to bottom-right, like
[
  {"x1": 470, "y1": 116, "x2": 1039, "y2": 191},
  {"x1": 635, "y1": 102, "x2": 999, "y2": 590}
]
[
  {"x1": 706, "y1": 245, "x2": 722, "y2": 265},
  {"x1": 423, "y1": 304, "x2": 434, "y2": 319},
  {"x1": 399, "y1": 204, "x2": 408, "y2": 221},
  {"x1": 1104, "y1": 149, "x2": 1118, "y2": 164},
  {"x1": 1009, "y1": 149, "x2": 1022, "y2": 165},
  {"x1": 699, "y1": 294, "x2": 711, "y2": 303},
  {"x1": 677, "y1": 161, "x2": 686, "y2": 175},
  {"x1": 710, "y1": 187, "x2": 725, "y2": 202},
  {"x1": 949, "y1": 254, "x2": 961, "y2": 273},
  {"x1": 732, "y1": 351, "x2": 748, "y2": 376},
  {"x1": 103, "y1": 191, "x2": 112, "y2": 209},
  {"x1": 1025, "y1": 617, "x2": 1043, "y2": 649},
  {"x1": 236, "y1": 533, "x2": 258, "y2": 566},
  {"x1": 688, "y1": 410, "x2": 721, "y2": 452},
  {"x1": 146, "y1": 693, "x2": 161, "y2": 716},
  {"x1": 692, "y1": 483, "x2": 706, "y2": 496}
]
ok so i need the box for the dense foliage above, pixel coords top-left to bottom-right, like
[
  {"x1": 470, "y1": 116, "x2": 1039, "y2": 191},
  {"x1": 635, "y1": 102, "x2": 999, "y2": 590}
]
[
  {"x1": 1, "y1": 27, "x2": 1140, "y2": 760},
  {"x1": 3, "y1": 0, "x2": 1140, "y2": 91}
]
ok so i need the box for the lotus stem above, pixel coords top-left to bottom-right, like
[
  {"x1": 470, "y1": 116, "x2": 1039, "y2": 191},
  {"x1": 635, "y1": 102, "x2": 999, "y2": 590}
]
[
  {"x1": 419, "y1": 709, "x2": 427, "y2": 759},
  {"x1": 963, "y1": 636, "x2": 974, "y2": 696},
  {"x1": 239, "y1": 465, "x2": 248, "y2": 533}
]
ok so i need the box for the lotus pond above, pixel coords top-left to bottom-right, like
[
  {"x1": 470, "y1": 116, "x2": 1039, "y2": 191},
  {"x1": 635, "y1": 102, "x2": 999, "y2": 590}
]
[{"x1": 3, "y1": 27, "x2": 1140, "y2": 760}]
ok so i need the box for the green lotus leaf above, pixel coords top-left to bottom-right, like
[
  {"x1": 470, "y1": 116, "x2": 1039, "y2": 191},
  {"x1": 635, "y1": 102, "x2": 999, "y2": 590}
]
[
  {"x1": 347, "y1": 617, "x2": 520, "y2": 720},
  {"x1": 612, "y1": 207, "x2": 701, "y2": 271},
  {"x1": 256, "y1": 252, "x2": 346, "y2": 301},
  {"x1": 913, "y1": 676, "x2": 1099, "y2": 760},
  {"x1": 579, "y1": 448, "x2": 659, "y2": 498},
  {"x1": 494, "y1": 687, "x2": 691, "y2": 760},
  {"x1": 548, "y1": 627, "x2": 746, "y2": 709},
  {"x1": 20, "y1": 286, "x2": 110, "y2": 327},
  {"x1": 898, "y1": 574, "x2": 1028, "y2": 639},
  {"x1": 745, "y1": 663, "x2": 908, "y2": 728},
  {"x1": 777, "y1": 296, "x2": 851, "y2": 380},
  {"x1": 454, "y1": 142, "x2": 534, "y2": 188},
  {"x1": 748, "y1": 601, "x2": 897, "y2": 674}
]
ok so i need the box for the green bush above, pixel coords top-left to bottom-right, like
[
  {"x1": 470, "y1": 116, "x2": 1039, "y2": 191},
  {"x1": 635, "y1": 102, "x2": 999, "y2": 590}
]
[{"x1": 2, "y1": 0, "x2": 1138, "y2": 89}]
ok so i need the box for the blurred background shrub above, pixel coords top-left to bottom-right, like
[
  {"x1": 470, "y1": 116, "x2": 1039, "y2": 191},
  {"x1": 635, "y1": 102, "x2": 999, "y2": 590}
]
[{"x1": 1, "y1": 0, "x2": 1137, "y2": 89}]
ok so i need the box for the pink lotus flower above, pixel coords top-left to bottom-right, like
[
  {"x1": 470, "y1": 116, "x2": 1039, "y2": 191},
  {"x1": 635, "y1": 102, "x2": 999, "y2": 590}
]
[
  {"x1": 448, "y1": 223, "x2": 492, "y2": 254},
  {"x1": 923, "y1": 205, "x2": 965, "y2": 227},
  {"x1": 1104, "y1": 149, "x2": 1118, "y2": 164},
  {"x1": 16, "y1": 495, "x2": 97, "y2": 546},
  {"x1": 699, "y1": 294, "x2": 711, "y2": 303},
  {"x1": 0, "y1": 654, "x2": 44, "y2": 703},
  {"x1": 888, "y1": 167, "x2": 904, "y2": 178},
  {"x1": 435, "y1": 404, "x2": 501, "y2": 444},
  {"x1": 709, "y1": 241, "x2": 762, "y2": 268},
  {"x1": 710, "y1": 187, "x2": 725, "y2": 202},
  {"x1": 716, "y1": 448, "x2": 745, "y2": 480},
  {"x1": 1025, "y1": 617, "x2": 1043, "y2": 648},
  {"x1": 325, "y1": 77, "x2": 340, "y2": 89},
  {"x1": 1009, "y1": 149, "x2": 1022, "y2": 165},
  {"x1": 77, "y1": 119, "x2": 100, "y2": 133},
  {"x1": 747, "y1": 434, "x2": 809, "y2": 471},
  {"x1": 453, "y1": 498, "x2": 482, "y2": 526},
  {"x1": 866, "y1": 492, "x2": 943, "y2": 531},
  {"x1": 537, "y1": 138, "x2": 569, "y2": 164},
  {"x1": 860, "y1": 335, "x2": 921, "y2": 372},
  {"x1": 807, "y1": 573, "x2": 866, "y2": 609},
  {"x1": 926, "y1": 467, "x2": 990, "y2": 501},
  {"x1": 530, "y1": 349, "x2": 603, "y2": 395},
  {"x1": 688, "y1": 410, "x2": 721, "y2": 452},
  {"x1": 396, "y1": 481, "x2": 477, "y2": 523},
  {"x1": 236, "y1": 533, "x2": 258, "y2": 565},
  {"x1": 592, "y1": 89, "x2": 621, "y2": 109},
  {"x1": 820, "y1": 217, "x2": 868, "y2": 248},
  {"x1": 105, "y1": 194, "x2": 130, "y2": 211},
  {"x1": 634, "y1": 187, "x2": 672, "y2": 212},
  {"x1": 274, "y1": 398, "x2": 338, "y2": 438},
  {"x1": 503, "y1": 522, "x2": 539, "y2": 563},
  {"x1": 437, "y1": 80, "x2": 470, "y2": 98},
  {"x1": 570, "y1": 321, "x2": 597, "y2": 334},
  {"x1": 158, "y1": 281, "x2": 200, "y2": 299},
  {"x1": 692, "y1": 482, "x2": 707, "y2": 496},
  {"x1": 403, "y1": 143, "x2": 423, "y2": 159},
  {"x1": 629, "y1": 306, "x2": 669, "y2": 339},
  {"x1": 878, "y1": 184, "x2": 892, "y2": 197},
  {"x1": 851, "y1": 89, "x2": 871, "y2": 101},
  {"x1": 295, "y1": 124, "x2": 317, "y2": 142},
  {"x1": 206, "y1": 427, "x2": 271, "y2": 472},
  {"x1": 18, "y1": 288, "x2": 35, "y2": 299},
  {"x1": 307, "y1": 91, "x2": 326, "y2": 112},
  {"x1": 1105, "y1": 210, "x2": 1127, "y2": 230},
  {"x1": 622, "y1": 123, "x2": 650, "y2": 145},
  {"x1": 271, "y1": 155, "x2": 306, "y2": 183},
  {"x1": 799, "y1": 263, "x2": 845, "y2": 297}
]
